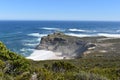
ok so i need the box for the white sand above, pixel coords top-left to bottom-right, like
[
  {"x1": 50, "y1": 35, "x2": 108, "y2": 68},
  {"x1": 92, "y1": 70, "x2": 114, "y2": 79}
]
[{"x1": 26, "y1": 50, "x2": 64, "y2": 61}]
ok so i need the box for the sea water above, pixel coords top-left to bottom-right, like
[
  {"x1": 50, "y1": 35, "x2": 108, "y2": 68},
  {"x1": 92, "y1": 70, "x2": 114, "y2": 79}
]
[{"x1": 0, "y1": 21, "x2": 120, "y2": 57}]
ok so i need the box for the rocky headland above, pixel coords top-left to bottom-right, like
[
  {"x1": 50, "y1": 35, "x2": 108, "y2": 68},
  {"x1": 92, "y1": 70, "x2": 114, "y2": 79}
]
[
  {"x1": 35, "y1": 32, "x2": 120, "y2": 59},
  {"x1": 36, "y1": 32, "x2": 95, "y2": 59}
]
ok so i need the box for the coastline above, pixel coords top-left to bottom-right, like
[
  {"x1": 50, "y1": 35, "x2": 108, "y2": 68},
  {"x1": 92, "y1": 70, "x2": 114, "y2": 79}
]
[
  {"x1": 26, "y1": 34, "x2": 120, "y2": 61},
  {"x1": 26, "y1": 50, "x2": 64, "y2": 61}
]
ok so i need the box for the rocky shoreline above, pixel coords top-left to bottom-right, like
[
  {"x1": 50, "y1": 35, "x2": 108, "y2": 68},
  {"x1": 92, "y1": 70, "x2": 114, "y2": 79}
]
[
  {"x1": 33, "y1": 32, "x2": 120, "y2": 60},
  {"x1": 35, "y1": 32, "x2": 96, "y2": 59}
]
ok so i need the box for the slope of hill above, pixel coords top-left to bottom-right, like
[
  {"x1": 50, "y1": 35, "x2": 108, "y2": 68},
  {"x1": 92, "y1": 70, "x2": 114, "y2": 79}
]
[{"x1": 0, "y1": 32, "x2": 120, "y2": 80}]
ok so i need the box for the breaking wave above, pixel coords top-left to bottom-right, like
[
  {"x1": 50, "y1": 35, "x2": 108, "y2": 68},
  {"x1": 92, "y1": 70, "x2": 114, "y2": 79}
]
[
  {"x1": 65, "y1": 33, "x2": 95, "y2": 37},
  {"x1": 66, "y1": 33, "x2": 120, "y2": 38},
  {"x1": 27, "y1": 33, "x2": 47, "y2": 37},
  {"x1": 41, "y1": 27, "x2": 65, "y2": 31},
  {"x1": 68, "y1": 28, "x2": 89, "y2": 32},
  {"x1": 24, "y1": 43, "x2": 38, "y2": 47}
]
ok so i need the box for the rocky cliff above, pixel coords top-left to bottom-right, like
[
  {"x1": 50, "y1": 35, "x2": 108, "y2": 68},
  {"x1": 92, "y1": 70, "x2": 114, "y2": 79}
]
[{"x1": 36, "y1": 32, "x2": 95, "y2": 58}]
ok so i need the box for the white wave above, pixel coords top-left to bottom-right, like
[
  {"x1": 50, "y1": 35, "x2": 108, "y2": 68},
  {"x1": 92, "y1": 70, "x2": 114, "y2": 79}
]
[
  {"x1": 41, "y1": 27, "x2": 60, "y2": 30},
  {"x1": 37, "y1": 38, "x2": 41, "y2": 42},
  {"x1": 65, "y1": 33, "x2": 94, "y2": 37},
  {"x1": 27, "y1": 33, "x2": 47, "y2": 37},
  {"x1": 41, "y1": 27, "x2": 64, "y2": 31},
  {"x1": 20, "y1": 48, "x2": 34, "y2": 52},
  {"x1": 97, "y1": 33, "x2": 120, "y2": 38},
  {"x1": 26, "y1": 50, "x2": 63, "y2": 61},
  {"x1": 23, "y1": 38, "x2": 41, "y2": 43},
  {"x1": 24, "y1": 43, "x2": 38, "y2": 47},
  {"x1": 68, "y1": 28, "x2": 89, "y2": 32},
  {"x1": 66, "y1": 33, "x2": 120, "y2": 38}
]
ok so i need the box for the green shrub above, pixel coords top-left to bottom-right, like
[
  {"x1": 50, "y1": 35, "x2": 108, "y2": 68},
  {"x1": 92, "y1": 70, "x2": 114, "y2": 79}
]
[
  {"x1": 35, "y1": 68, "x2": 53, "y2": 80},
  {"x1": 0, "y1": 41, "x2": 30, "y2": 76},
  {"x1": 52, "y1": 61, "x2": 77, "y2": 72},
  {"x1": 73, "y1": 71, "x2": 109, "y2": 80},
  {"x1": 15, "y1": 72, "x2": 31, "y2": 80}
]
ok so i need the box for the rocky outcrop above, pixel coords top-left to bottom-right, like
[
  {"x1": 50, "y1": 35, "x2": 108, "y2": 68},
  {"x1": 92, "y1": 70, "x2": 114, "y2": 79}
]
[{"x1": 36, "y1": 32, "x2": 95, "y2": 58}]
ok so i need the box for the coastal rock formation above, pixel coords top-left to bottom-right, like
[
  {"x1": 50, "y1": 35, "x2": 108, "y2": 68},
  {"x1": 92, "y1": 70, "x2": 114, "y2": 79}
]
[{"x1": 36, "y1": 32, "x2": 95, "y2": 58}]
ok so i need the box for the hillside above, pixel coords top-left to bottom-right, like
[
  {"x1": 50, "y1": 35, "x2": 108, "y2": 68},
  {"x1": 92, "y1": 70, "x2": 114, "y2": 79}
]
[
  {"x1": 0, "y1": 33, "x2": 120, "y2": 80},
  {"x1": 0, "y1": 41, "x2": 30, "y2": 80}
]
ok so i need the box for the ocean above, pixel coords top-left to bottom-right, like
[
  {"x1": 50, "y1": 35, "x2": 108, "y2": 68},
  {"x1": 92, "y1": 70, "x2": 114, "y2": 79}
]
[{"x1": 0, "y1": 21, "x2": 120, "y2": 57}]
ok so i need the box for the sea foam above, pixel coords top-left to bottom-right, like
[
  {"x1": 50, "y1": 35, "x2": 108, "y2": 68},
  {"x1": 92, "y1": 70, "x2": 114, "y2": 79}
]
[
  {"x1": 41, "y1": 27, "x2": 61, "y2": 31},
  {"x1": 68, "y1": 28, "x2": 88, "y2": 32},
  {"x1": 24, "y1": 43, "x2": 38, "y2": 47},
  {"x1": 65, "y1": 33, "x2": 94, "y2": 37},
  {"x1": 66, "y1": 33, "x2": 120, "y2": 38},
  {"x1": 27, "y1": 33, "x2": 47, "y2": 37},
  {"x1": 20, "y1": 48, "x2": 34, "y2": 52}
]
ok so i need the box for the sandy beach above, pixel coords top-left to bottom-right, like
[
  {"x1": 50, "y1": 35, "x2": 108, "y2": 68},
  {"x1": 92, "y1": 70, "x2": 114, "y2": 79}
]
[{"x1": 27, "y1": 50, "x2": 64, "y2": 61}]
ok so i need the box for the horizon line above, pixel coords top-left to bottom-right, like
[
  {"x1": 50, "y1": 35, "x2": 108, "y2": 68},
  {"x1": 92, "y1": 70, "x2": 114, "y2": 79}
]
[{"x1": 0, "y1": 20, "x2": 120, "y2": 22}]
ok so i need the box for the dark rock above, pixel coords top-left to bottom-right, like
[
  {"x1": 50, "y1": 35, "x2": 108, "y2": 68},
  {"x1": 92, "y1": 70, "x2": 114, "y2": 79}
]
[{"x1": 36, "y1": 32, "x2": 95, "y2": 58}]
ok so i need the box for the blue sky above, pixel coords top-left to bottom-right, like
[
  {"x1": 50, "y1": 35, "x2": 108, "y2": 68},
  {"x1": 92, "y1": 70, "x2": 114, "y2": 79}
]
[{"x1": 0, "y1": 0, "x2": 120, "y2": 21}]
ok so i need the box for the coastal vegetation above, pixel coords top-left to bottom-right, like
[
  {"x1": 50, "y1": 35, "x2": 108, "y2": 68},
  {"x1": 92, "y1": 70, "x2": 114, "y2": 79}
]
[
  {"x1": 0, "y1": 36, "x2": 120, "y2": 80},
  {"x1": 0, "y1": 41, "x2": 30, "y2": 80}
]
